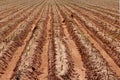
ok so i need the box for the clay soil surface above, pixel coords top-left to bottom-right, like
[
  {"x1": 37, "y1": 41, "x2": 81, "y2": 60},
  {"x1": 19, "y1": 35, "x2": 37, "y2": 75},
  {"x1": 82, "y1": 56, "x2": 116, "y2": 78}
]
[{"x1": 0, "y1": 0, "x2": 120, "y2": 80}]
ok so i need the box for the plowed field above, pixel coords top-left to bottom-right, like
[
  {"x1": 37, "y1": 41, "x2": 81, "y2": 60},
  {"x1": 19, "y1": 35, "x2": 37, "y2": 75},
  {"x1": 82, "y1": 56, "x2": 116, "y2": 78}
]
[{"x1": 0, "y1": 0, "x2": 120, "y2": 80}]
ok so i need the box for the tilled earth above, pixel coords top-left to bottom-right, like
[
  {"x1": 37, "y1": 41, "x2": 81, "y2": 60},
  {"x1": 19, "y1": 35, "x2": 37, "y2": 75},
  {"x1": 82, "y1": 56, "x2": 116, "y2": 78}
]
[{"x1": 0, "y1": 0, "x2": 120, "y2": 80}]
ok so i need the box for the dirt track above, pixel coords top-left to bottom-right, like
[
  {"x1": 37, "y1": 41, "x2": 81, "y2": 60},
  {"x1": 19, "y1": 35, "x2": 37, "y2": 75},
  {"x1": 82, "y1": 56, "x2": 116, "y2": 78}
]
[{"x1": 0, "y1": 0, "x2": 120, "y2": 80}]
